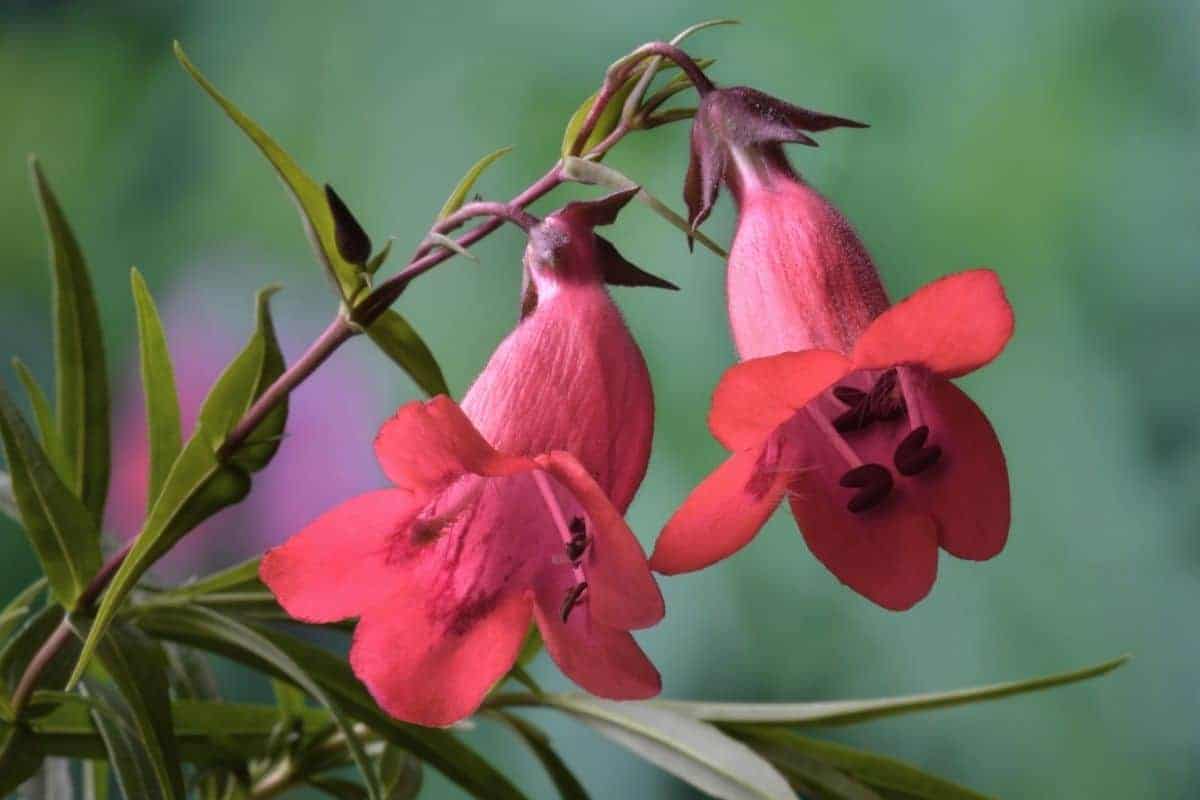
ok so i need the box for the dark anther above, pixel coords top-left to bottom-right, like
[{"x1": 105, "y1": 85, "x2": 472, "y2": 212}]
[
  {"x1": 568, "y1": 516, "x2": 586, "y2": 535},
  {"x1": 325, "y1": 184, "x2": 373, "y2": 266},
  {"x1": 833, "y1": 405, "x2": 875, "y2": 433},
  {"x1": 894, "y1": 425, "x2": 942, "y2": 476},
  {"x1": 833, "y1": 385, "x2": 868, "y2": 406},
  {"x1": 566, "y1": 533, "x2": 589, "y2": 563},
  {"x1": 838, "y1": 463, "x2": 894, "y2": 513},
  {"x1": 560, "y1": 581, "x2": 589, "y2": 623},
  {"x1": 868, "y1": 368, "x2": 906, "y2": 420}
]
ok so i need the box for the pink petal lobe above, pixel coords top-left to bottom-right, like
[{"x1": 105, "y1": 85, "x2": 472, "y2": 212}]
[
  {"x1": 709, "y1": 350, "x2": 851, "y2": 451},
  {"x1": 374, "y1": 396, "x2": 531, "y2": 493},
  {"x1": 538, "y1": 453, "x2": 663, "y2": 630},
  {"x1": 788, "y1": 464, "x2": 939, "y2": 611},
  {"x1": 260, "y1": 489, "x2": 422, "y2": 623},
  {"x1": 532, "y1": 570, "x2": 661, "y2": 700},
  {"x1": 852, "y1": 269, "x2": 1014, "y2": 379},
  {"x1": 350, "y1": 588, "x2": 532, "y2": 727},
  {"x1": 916, "y1": 379, "x2": 1010, "y2": 560},
  {"x1": 650, "y1": 442, "x2": 790, "y2": 575}
]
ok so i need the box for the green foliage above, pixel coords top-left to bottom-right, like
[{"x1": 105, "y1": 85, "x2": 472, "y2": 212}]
[
  {"x1": 438, "y1": 146, "x2": 514, "y2": 220},
  {"x1": 82, "y1": 624, "x2": 187, "y2": 799},
  {"x1": 0, "y1": 725, "x2": 44, "y2": 795},
  {"x1": 174, "y1": 43, "x2": 369, "y2": 303},
  {"x1": 130, "y1": 268, "x2": 184, "y2": 509},
  {"x1": 491, "y1": 712, "x2": 589, "y2": 800},
  {"x1": 366, "y1": 309, "x2": 451, "y2": 397},
  {"x1": 29, "y1": 157, "x2": 111, "y2": 529},
  {"x1": 0, "y1": 383, "x2": 101, "y2": 608},
  {"x1": 11, "y1": 358, "x2": 68, "y2": 479}
]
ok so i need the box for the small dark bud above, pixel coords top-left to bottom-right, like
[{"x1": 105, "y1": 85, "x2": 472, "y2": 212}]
[{"x1": 325, "y1": 184, "x2": 372, "y2": 266}]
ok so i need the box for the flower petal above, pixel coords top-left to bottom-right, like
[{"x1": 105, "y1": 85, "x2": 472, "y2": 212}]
[
  {"x1": 852, "y1": 269, "x2": 1014, "y2": 379},
  {"x1": 539, "y1": 452, "x2": 663, "y2": 630},
  {"x1": 532, "y1": 570, "x2": 660, "y2": 700},
  {"x1": 374, "y1": 396, "x2": 532, "y2": 492},
  {"x1": 260, "y1": 489, "x2": 422, "y2": 623},
  {"x1": 788, "y1": 468, "x2": 939, "y2": 611},
  {"x1": 650, "y1": 442, "x2": 790, "y2": 575},
  {"x1": 709, "y1": 350, "x2": 851, "y2": 451},
  {"x1": 350, "y1": 588, "x2": 532, "y2": 727},
  {"x1": 916, "y1": 379, "x2": 1010, "y2": 560}
]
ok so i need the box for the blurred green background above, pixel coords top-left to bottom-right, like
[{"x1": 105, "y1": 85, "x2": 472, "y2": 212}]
[{"x1": 1, "y1": 1, "x2": 1196, "y2": 797}]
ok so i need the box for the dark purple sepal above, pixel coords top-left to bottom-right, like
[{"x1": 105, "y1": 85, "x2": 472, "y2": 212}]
[{"x1": 597, "y1": 237, "x2": 679, "y2": 291}]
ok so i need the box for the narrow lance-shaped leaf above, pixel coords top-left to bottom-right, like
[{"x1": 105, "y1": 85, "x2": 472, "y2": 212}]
[
  {"x1": 196, "y1": 286, "x2": 287, "y2": 472},
  {"x1": 11, "y1": 358, "x2": 68, "y2": 479},
  {"x1": 437, "y1": 146, "x2": 513, "y2": 220},
  {"x1": 366, "y1": 309, "x2": 450, "y2": 397},
  {"x1": 79, "y1": 623, "x2": 186, "y2": 799},
  {"x1": 69, "y1": 288, "x2": 286, "y2": 687},
  {"x1": 543, "y1": 694, "x2": 798, "y2": 800},
  {"x1": 130, "y1": 269, "x2": 183, "y2": 508},
  {"x1": 0, "y1": 384, "x2": 101, "y2": 607},
  {"x1": 174, "y1": 42, "x2": 368, "y2": 301},
  {"x1": 135, "y1": 605, "x2": 385, "y2": 799},
  {"x1": 490, "y1": 712, "x2": 589, "y2": 800},
  {"x1": 29, "y1": 158, "x2": 111, "y2": 527},
  {"x1": 653, "y1": 654, "x2": 1131, "y2": 727},
  {"x1": 137, "y1": 604, "x2": 528, "y2": 800},
  {"x1": 0, "y1": 470, "x2": 17, "y2": 522},
  {"x1": 0, "y1": 577, "x2": 48, "y2": 645},
  {"x1": 364, "y1": 238, "x2": 395, "y2": 277},
  {"x1": 379, "y1": 746, "x2": 423, "y2": 799},
  {"x1": 734, "y1": 728, "x2": 989, "y2": 800}
]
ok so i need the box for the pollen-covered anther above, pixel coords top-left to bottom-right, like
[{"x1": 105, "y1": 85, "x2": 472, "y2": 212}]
[
  {"x1": 838, "y1": 463, "x2": 893, "y2": 513},
  {"x1": 894, "y1": 425, "x2": 942, "y2": 476},
  {"x1": 833, "y1": 385, "x2": 868, "y2": 406},
  {"x1": 560, "y1": 581, "x2": 589, "y2": 623},
  {"x1": 867, "y1": 368, "x2": 906, "y2": 420}
]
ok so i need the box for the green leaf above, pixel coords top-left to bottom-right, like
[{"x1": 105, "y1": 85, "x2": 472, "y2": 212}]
[
  {"x1": 366, "y1": 309, "x2": 450, "y2": 397},
  {"x1": 29, "y1": 156, "x2": 111, "y2": 526},
  {"x1": 544, "y1": 694, "x2": 797, "y2": 800},
  {"x1": 11, "y1": 358, "x2": 68, "y2": 480},
  {"x1": 174, "y1": 42, "x2": 368, "y2": 301},
  {"x1": 0, "y1": 725, "x2": 44, "y2": 795},
  {"x1": 82, "y1": 679, "x2": 180, "y2": 800},
  {"x1": 0, "y1": 384, "x2": 101, "y2": 607},
  {"x1": 82, "y1": 623, "x2": 186, "y2": 799},
  {"x1": 0, "y1": 470, "x2": 17, "y2": 522},
  {"x1": 491, "y1": 712, "x2": 589, "y2": 800},
  {"x1": 83, "y1": 760, "x2": 109, "y2": 800},
  {"x1": 437, "y1": 146, "x2": 513, "y2": 220},
  {"x1": 196, "y1": 286, "x2": 288, "y2": 472},
  {"x1": 68, "y1": 431, "x2": 251, "y2": 688},
  {"x1": 0, "y1": 578, "x2": 47, "y2": 646},
  {"x1": 379, "y1": 745, "x2": 423, "y2": 799},
  {"x1": 653, "y1": 655, "x2": 1131, "y2": 727},
  {"x1": 0, "y1": 605, "x2": 75, "y2": 706},
  {"x1": 560, "y1": 81, "x2": 638, "y2": 158},
  {"x1": 272, "y1": 677, "x2": 308, "y2": 718},
  {"x1": 138, "y1": 605, "x2": 528, "y2": 800},
  {"x1": 365, "y1": 238, "x2": 395, "y2": 276},
  {"x1": 736, "y1": 728, "x2": 989, "y2": 800},
  {"x1": 174, "y1": 557, "x2": 263, "y2": 598},
  {"x1": 129, "y1": 269, "x2": 184, "y2": 508},
  {"x1": 137, "y1": 605, "x2": 383, "y2": 800}
]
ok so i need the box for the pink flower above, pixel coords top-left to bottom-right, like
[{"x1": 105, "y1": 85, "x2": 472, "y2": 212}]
[
  {"x1": 654, "y1": 87, "x2": 1014, "y2": 610},
  {"x1": 262, "y1": 193, "x2": 670, "y2": 726},
  {"x1": 652, "y1": 270, "x2": 1013, "y2": 611}
]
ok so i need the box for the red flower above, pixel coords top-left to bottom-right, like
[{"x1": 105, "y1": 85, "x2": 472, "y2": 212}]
[
  {"x1": 651, "y1": 270, "x2": 1013, "y2": 611},
  {"x1": 262, "y1": 193, "x2": 671, "y2": 725}
]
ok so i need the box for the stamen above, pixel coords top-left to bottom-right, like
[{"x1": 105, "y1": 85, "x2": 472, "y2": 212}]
[
  {"x1": 532, "y1": 471, "x2": 588, "y2": 585},
  {"x1": 566, "y1": 517, "x2": 590, "y2": 563},
  {"x1": 833, "y1": 404, "x2": 875, "y2": 433},
  {"x1": 838, "y1": 463, "x2": 894, "y2": 513},
  {"x1": 805, "y1": 406, "x2": 864, "y2": 469},
  {"x1": 868, "y1": 368, "x2": 905, "y2": 420},
  {"x1": 895, "y1": 367, "x2": 924, "y2": 428},
  {"x1": 410, "y1": 481, "x2": 485, "y2": 544},
  {"x1": 894, "y1": 425, "x2": 942, "y2": 476},
  {"x1": 560, "y1": 581, "x2": 589, "y2": 623},
  {"x1": 833, "y1": 385, "x2": 867, "y2": 406}
]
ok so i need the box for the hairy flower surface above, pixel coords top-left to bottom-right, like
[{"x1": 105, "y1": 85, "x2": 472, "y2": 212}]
[
  {"x1": 652, "y1": 270, "x2": 1013, "y2": 610},
  {"x1": 262, "y1": 195, "x2": 668, "y2": 725}
]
